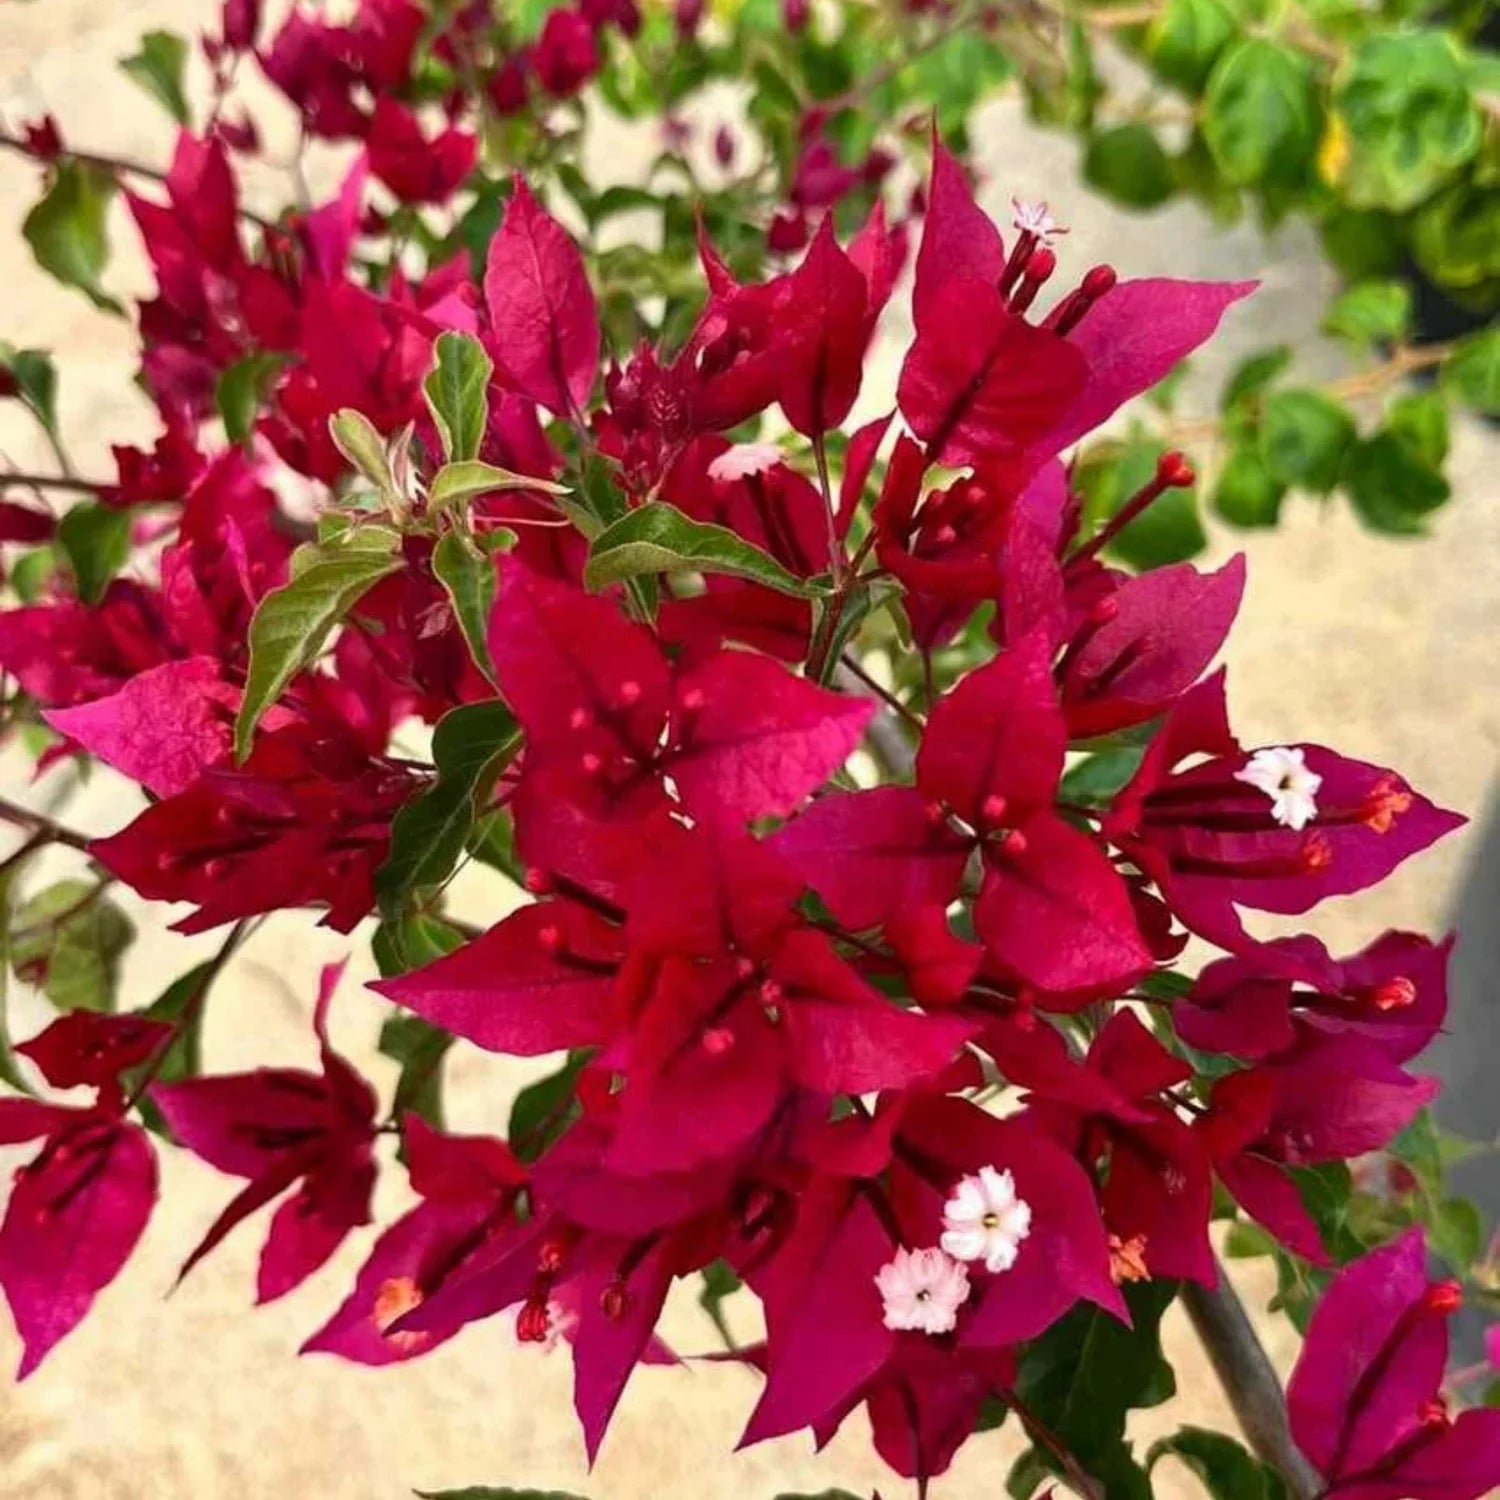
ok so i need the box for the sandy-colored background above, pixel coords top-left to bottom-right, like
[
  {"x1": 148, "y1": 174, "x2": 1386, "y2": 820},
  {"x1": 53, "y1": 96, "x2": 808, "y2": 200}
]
[{"x1": 0, "y1": 4, "x2": 1496, "y2": 1497}]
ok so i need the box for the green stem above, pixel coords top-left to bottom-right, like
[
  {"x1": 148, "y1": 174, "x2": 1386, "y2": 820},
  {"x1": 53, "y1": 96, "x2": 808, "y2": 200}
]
[{"x1": 121, "y1": 917, "x2": 255, "y2": 1114}]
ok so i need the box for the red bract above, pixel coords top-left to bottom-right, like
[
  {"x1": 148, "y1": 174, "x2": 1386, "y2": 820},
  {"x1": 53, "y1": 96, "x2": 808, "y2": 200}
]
[
  {"x1": 367, "y1": 99, "x2": 477, "y2": 205},
  {"x1": 90, "y1": 721, "x2": 420, "y2": 933},
  {"x1": 1104, "y1": 672, "x2": 1464, "y2": 946},
  {"x1": 778, "y1": 630, "x2": 1149, "y2": 997},
  {"x1": 534, "y1": 8, "x2": 601, "y2": 97},
  {"x1": 485, "y1": 179, "x2": 600, "y2": 420},
  {"x1": 1176, "y1": 930, "x2": 1452, "y2": 1063},
  {"x1": 45, "y1": 656, "x2": 238, "y2": 798},
  {"x1": 154, "y1": 964, "x2": 377, "y2": 1301},
  {"x1": 1288, "y1": 1230, "x2": 1500, "y2": 1500},
  {"x1": 1026, "y1": 1011, "x2": 1215, "y2": 1286},
  {"x1": 303, "y1": 1116, "x2": 525, "y2": 1364},
  {"x1": 0, "y1": 1013, "x2": 167, "y2": 1375},
  {"x1": 260, "y1": 0, "x2": 423, "y2": 138},
  {"x1": 486, "y1": 557, "x2": 871, "y2": 826},
  {"x1": 0, "y1": 582, "x2": 170, "y2": 709},
  {"x1": 385, "y1": 818, "x2": 970, "y2": 1179}
]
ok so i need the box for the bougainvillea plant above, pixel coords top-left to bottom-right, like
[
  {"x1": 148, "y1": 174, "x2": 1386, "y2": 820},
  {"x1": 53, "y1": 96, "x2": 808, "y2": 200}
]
[{"x1": 0, "y1": 4, "x2": 1498, "y2": 1499}]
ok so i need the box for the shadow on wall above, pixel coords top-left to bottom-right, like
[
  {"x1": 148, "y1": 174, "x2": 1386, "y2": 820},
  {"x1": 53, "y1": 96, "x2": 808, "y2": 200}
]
[{"x1": 1431, "y1": 779, "x2": 1500, "y2": 1362}]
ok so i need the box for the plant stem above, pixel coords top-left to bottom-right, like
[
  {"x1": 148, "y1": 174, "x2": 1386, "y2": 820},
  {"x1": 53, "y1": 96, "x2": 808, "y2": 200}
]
[
  {"x1": 0, "y1": 831, "x2": 47, "y2": 881},
  {"x1": 121, "y1": 917, "x2": 255, "y2": 1113},
  {"x1": 0, "y1": 796, "x2": 93, "y2": 854},
  {"x1": 812, "y1": 432, "x2": 845, "y2": 588},
  {"x1": 1, "y1": 470, "x2": 111, "y2": 496},
  {"x1": 1181, "y1": 1268, "x2": 1322, "y2": 1500},
  {"x1": 0, "y1": 131, "x2": 278, "y2": 232},
  {"x1": 1168, "y1": 342, "x2": 1457, "y2": 446},
  {"x1": 832, "y1": 661, "x2": 919, "y2": 775},
  {"x1": 838, "y1": 652, "x2": 924, "y2": 730},
  {"x1": 999, "y1": 1386, "x2": 1103, "y2": 1500}
]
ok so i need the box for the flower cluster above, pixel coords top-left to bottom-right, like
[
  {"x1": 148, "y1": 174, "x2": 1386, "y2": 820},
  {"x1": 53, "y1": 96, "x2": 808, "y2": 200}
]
[{"x1": 0, "y1": 9, "x2": 1494, "y2": 1496}]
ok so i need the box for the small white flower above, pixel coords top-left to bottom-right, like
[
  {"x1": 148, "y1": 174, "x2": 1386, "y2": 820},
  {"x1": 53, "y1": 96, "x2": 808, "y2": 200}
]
[
  {"x1": 941, "y1": 1165, "x2": 1033, "y2": 1274},
  {"x1": 874, "y1": 1246, "x2": 971, "y2": 1335},
  {"x1": 707, "y1": 442, "x2": 784, "y2": 483},
  {"x1": 1235, "y1": 746, "x2": 1322, "y2": 831},
  {"x1": 1010, "y1": 199, "x2": 1067, "y2": 241}
]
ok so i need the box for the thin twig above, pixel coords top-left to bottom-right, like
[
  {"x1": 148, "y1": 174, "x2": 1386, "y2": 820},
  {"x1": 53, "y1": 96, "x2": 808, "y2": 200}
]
[
  {"x1": 1168, "y1": 343, "x2": 1456, "y2": 446},
  {"x1": 839, "y1": 652, "x2": 925, "y2": 730},
  {"x1": 833, "y1": 662, "x2": 918, "y2": 776},
  {"x1": 0, "y1": 796, "x2": 93, "y2": 854},
  {"x1": 812, "y1": 432, "x2": 845, "y2": 588},
  {"x1": 121, "y1": 917, "x2": 255, "y2": 1113},
  {"x1": 0, "y1": 131, "x2": 278, "y2": 232},
  {"x1": 999, "y1": 1385, "x2": 1103, "y2": 1500},
  {"x1": 1, "y1": 470, "x2": 110, "y2": 496}
]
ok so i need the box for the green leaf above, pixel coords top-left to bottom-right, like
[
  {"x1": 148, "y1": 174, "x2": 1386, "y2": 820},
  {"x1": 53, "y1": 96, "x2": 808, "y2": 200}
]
[
  {"x1": 1293, "y1": 1161, "x2": 1364, "y2": 1263},
  {"x1": 10, "y1": 547, "x2": 57, "y2": 604},
  {"x1": 1060, "y1": 746, "x2": 1146, "y2": 806},
  {"x1": 1385, "y1": 390, "x2": 1449, "y2": 469},
  {"x1": 584, "y1": 500, "x2": 827, "y2": 597},
  {"x1": 1429, "y1": 1195, "x2": 1484, "y2": 1273},
  {"x1": 427, "y1": 460, "x2": 566, "y2": 513},
  {"x1": 1007, "y1": 1446, "x2": 1056, "y2": 1500},
  {"x1": 375, "y1": 700, "x2": 520, "y2": 914},
  {"x1": 1443, "y1": 328, "x2": 1500, "y2": 415},
  {"x1": 379, "y1": 1013, "x2": 456, "y2": 1129},
  {"x1": 508, "y1": 1050, "x2": 589, "y2": 1162},
  {"x1": 423, "y1": 331, "x2": 493, "y2": 463},
  {"x1": 1012, "y1": 1280, "x2": 1179, "y2": 1471},
  {"x1": 1148, "y1": 0, "x2": 1236, "y2": 91},
  {"x1": 1084, "y1": 124, "x2": 1176, "y2": 210},
  {"x1": 0, "y1": 863, "x2": 37, "y2": 1094},
  {"x1": 23, "y1": 161, "x2": 123, "y2": 313},
  {"x1": 1203, "y1": 40, "x2": 1320, "y2": 187},
  {"x1": 1410, "y1": 179, "x2": 1500, "y2": 293},
  {"x1": 432, "y1": 532, "x2": 500, "y2": 684},
  {"x1": 58, "y1": 503, "x2": 131, "y2": 604},
  {"x1": 216, "y1": 352, "x2": 285, "y2": 446},
  {"x1": 127, "y1": 959, "x2": 220, "y2": 1134},
  {"x1": 1147, "y1": 1427, "x2": 1274, "y2": 1500},
  {"x1": 373, "y1": 912, "x2": 467, "y2": 979},
  {"x1": 0, "y1": 344, "x2": 59, "y2": 437},
  {"x1": 1387, "y1": 1108, "x2": 1445, "y2": 1199},
  {"x1": 11, "y1": 879, "x2": 134, "y2": 1013},
  {"x1": 1259, "y1": 389, "x2": 1356, "y2": 494},
  {"x1": 120, "y1": 30, "x2": 191, "y2": 124},
  {"x1": 1212, "y1": 445, "x2": 1286, "y2": 527},
  {"x1": 1332, "y1": 32, "x2": 1482, "y2": 213},
  {"x1": 1319, "y1": 208, "x2": 1406, "y2": 283},
  {"x1": 698, "y1": 1258, "x2": 743, "y2": 1348},
  {"x1": 564, "y1": 454, "x2": 631, "y2": 542},
  {"x1": 1220, "y1": 345, "x2": 1292, "y2": 414},
  {"x1": 234, "y1": 531, "x2": 404, "y2": 758},
  {"x1": 1322, "y1": 280, "x2": 1413, "y2": 346},
  {"x1": 329, "y1": 409, "x2": 402, "y2": 504},
  {"x1": 465, "y1": 809, "x2": 522, "y2": 883},
  {"x1": 1344, "y1": 431, "x2": 1451, "y2": 535}
]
